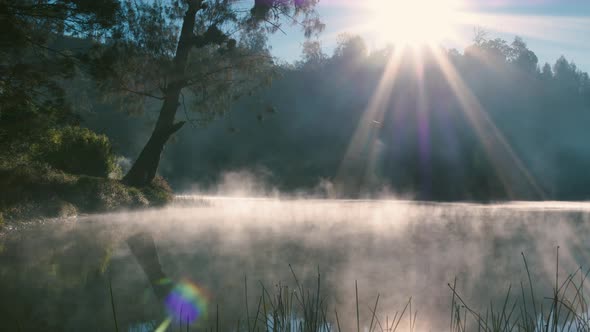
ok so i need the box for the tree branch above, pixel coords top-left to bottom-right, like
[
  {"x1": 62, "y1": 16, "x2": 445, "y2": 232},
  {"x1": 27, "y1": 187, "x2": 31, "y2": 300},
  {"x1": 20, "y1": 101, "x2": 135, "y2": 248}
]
[
  {"x1": 168, "y1": 121, "x2": 187, "y2": 136},
  {"x1": 120, "y1": 86, "x2": 165, "y2": 100}
]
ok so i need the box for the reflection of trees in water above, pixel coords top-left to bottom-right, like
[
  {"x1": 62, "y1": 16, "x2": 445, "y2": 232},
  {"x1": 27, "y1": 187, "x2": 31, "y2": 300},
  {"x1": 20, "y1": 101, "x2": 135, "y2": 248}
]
[
  {"x1": 1, "y1": 205, "x2": 590, "y2": 330},
  {"x1": 0, "y1": 222, "x2": 165, "y2": 330}
]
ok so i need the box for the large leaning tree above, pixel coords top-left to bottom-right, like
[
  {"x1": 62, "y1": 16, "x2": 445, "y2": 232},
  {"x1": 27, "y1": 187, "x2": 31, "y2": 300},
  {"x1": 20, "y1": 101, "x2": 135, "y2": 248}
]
[{"x1": 87, "y1": 0, "x2": 323, "y2": 187}]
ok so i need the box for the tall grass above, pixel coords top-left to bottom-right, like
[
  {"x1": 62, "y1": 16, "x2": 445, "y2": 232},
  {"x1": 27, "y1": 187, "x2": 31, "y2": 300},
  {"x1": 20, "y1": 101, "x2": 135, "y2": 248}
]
[
  {"x1": 100, "y1": 248, "x2": 590, "y2": 331},
  {"x1": 447, "y1": 249, "x2": 590, "y2": 332}
]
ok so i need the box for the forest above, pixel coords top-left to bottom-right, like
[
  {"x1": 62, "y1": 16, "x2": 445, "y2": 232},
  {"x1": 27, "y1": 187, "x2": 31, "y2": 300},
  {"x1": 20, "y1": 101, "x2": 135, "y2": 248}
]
[
  {"x1": 1, "y1": 0, "x2": 590, "y2": 223},
  {"x1": 98, "y1": 34, "x2": 590, "y2": 201}
]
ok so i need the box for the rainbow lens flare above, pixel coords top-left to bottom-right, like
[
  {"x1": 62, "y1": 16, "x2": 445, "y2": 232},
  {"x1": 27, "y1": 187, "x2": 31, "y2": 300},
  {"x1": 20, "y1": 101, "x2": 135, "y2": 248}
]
[{"x1": 163, "y1": 279, "x2": 208, "y2": 325}]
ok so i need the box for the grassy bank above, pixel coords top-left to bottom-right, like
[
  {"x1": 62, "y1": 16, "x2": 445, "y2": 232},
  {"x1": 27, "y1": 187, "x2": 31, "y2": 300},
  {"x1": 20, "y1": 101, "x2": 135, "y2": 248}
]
[
  {"x1": 0, "y1": 160, "x2": 173, "y2": 225},
  {"x1": 0, "y1": 120, "x2": 175, "y2": 226}
]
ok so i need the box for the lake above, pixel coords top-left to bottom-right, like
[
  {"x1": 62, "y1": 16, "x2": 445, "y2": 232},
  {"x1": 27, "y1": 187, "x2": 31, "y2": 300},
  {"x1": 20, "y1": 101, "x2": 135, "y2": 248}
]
[{"x1": 1, "y1": 197, "x2": 590, "y2": 331}]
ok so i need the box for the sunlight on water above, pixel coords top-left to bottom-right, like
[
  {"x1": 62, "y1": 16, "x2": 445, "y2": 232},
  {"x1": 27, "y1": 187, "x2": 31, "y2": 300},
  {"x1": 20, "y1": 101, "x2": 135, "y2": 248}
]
[{"x1": 2, "y1": 197, "x2": 590, "y2": 331}]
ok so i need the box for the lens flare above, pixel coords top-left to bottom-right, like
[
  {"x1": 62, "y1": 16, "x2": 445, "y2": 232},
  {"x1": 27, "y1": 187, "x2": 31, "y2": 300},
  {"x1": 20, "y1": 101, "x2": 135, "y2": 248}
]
[{"x1": 163, "y1": 279, "x2": 209, "y2": 325}]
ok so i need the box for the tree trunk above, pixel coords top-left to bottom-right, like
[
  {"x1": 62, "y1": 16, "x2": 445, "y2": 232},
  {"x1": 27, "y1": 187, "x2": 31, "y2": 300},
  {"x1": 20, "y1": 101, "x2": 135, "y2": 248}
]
[
  {"x1": 126, "y1": 232, "x2": 171, "y2": 301},
  {"x1": 123, "y1": 0, "x2": 202, "y2": 187},
  {"x1": 122, "y1": 94, "x2": 186, "y2": 187}
]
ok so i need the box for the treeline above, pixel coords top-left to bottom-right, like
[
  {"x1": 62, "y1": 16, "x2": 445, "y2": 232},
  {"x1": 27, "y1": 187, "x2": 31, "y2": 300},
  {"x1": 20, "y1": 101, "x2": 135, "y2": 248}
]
[
  {"x1": 3, "y1": 1, "x2": 589, "y2": 201},
  {"x1": 86, "y1": 33, "x2": 590, "y2": 200}
]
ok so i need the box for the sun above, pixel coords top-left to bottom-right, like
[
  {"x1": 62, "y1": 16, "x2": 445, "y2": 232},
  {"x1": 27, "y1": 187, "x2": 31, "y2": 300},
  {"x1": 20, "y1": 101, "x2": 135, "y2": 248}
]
[{"x1": 367, "y1": 0, "x2": 463, "y2": 47}]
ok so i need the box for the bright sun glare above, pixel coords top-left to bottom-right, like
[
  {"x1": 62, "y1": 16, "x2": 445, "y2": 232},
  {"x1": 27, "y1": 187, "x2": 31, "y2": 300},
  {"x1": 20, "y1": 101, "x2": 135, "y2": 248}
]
[{"x1": 368, "y1": 0, "x2": 463, "y2": 47}]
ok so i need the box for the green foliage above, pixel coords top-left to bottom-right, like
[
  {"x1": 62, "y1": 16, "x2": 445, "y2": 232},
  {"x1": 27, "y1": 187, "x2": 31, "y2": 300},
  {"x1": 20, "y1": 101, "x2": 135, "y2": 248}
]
[
  {"x1": 140, "y1": 175, "x2": 174, "y2": 207},
  {"x1": 0, "y1": 160, "x2": 172, "y2": 223},
  {"x1": 0, "y1": 162, "x2": 78, "y2": 220},
  {"x1": 0, "y1": 0, "x2": 121, "y2": 118},
  {"x1": 88, "y1": 0, "x2": 322, "y2": 120},
  {"x1": 86, "y1": 0, "x2": 322, "y2": 186},
  {"x1": 0, "y1": 101, "x2": 78, "y2": 158},
  {"x1": 71, "y1": 176, "x2": 148, "y2": 212},
  {"x1": 36, "y1": 126, "x2": 119, "y2": 178}
]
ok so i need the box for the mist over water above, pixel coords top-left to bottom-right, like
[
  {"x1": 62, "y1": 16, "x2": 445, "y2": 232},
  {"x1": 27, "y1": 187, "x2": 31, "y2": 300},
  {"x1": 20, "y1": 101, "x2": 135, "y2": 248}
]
[{"x1": 2, "y1": 196, "x2": 590, "y2": 331}]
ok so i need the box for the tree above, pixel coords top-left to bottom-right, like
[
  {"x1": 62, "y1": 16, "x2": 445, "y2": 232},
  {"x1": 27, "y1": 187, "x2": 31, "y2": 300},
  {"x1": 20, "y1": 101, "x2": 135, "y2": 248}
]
[
  {"x1": 87, "y1": 0, "x2": 322, "y2": 187},
  {"x1": 333, "y1": 34, "x2": 367, "y2": 61},
  {"x1": 553, "y1": 56, "x2": 578, "y2": 82},
  {"x1": 509, "y1": 36, "x2": 538, "y2": 73},
  {"x1": 540, "y1": 62, "x2": 553, "y2": 80},
  {"x1": 298, "y1": 40, "x2": 326, "y2": 69},
  {"x1": 0, "y1": 0, "x2": 120, "y2": 107},
  {"x1": 0, "y1": 0, "x2": 120, "y2": 152}
]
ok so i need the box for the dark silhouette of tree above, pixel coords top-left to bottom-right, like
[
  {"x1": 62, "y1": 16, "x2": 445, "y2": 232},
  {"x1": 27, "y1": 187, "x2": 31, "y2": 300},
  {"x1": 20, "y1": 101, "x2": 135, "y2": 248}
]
[
  {"x1": 509, "y1": 37, "x2": 538, "y2": 73},
  {"x1": 84, "y1": 0, "x2": 322, "y2": 187},
  {"x1": 540, "y1": 63, "x2": 553, "y2": 80},
  {"x1": 0, "y1": 0, "x2": 120, "y2": 151}
]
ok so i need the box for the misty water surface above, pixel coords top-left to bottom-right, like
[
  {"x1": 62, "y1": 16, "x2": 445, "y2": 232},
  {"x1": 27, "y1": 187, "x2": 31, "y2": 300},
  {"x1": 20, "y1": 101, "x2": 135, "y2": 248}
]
[{"x1": 1, "y1": 197, "x2": 590, "y2": 331}]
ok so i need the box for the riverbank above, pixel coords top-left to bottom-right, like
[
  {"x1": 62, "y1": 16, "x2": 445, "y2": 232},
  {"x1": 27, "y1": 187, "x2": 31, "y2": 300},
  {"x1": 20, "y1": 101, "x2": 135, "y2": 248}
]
[{"x1": 0, "y1": 161, "x2": 173, "y2": 227}]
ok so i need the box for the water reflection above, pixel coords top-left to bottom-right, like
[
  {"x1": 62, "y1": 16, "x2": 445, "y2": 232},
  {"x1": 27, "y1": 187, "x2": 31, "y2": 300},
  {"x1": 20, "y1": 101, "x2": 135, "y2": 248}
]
[{"x1": 1, "y1": 197, "x2": 590, "y2": 331}]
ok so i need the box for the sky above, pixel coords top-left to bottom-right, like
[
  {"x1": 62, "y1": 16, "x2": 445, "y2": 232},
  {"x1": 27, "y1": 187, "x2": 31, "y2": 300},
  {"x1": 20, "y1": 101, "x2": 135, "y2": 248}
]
[{"x1": 268, "y1": 0, "x2": 590, "y2": 72}]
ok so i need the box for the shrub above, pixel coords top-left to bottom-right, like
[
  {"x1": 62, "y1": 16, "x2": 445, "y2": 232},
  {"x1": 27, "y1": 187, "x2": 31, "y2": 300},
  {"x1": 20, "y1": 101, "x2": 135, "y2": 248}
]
[
  {"x1": 141, "y1": 175, "x2": 174, "y2": 207},
  {"x1": 37, "y1": 126, "x2": 119, "y2": 177},
  {"x1": 69, "y1": 176, "x2": 149, "y2": 212}
]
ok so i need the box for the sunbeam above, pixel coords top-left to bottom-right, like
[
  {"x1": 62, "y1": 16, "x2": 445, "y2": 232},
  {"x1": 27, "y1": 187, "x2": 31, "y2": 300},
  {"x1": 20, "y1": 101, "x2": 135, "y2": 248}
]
[
  {"x1": 429, "y1": 47, "x2": 545, "y2": 199},
  {"x1": 414, "y1": 49, "x2": 432, "y2": 196},
  {"x1": 335, "y1": 48, "x2": 405, "y2": 195}
]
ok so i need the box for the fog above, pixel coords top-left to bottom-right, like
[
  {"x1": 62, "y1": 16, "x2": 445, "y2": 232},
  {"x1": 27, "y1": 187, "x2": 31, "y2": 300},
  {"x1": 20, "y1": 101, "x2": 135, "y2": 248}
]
[
  {"x1": 4, "y1": 2, "x2": 590, "y2": 332},
  {"x1": 2, "y1": 194, "x2": 590, "y2": 331}
]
